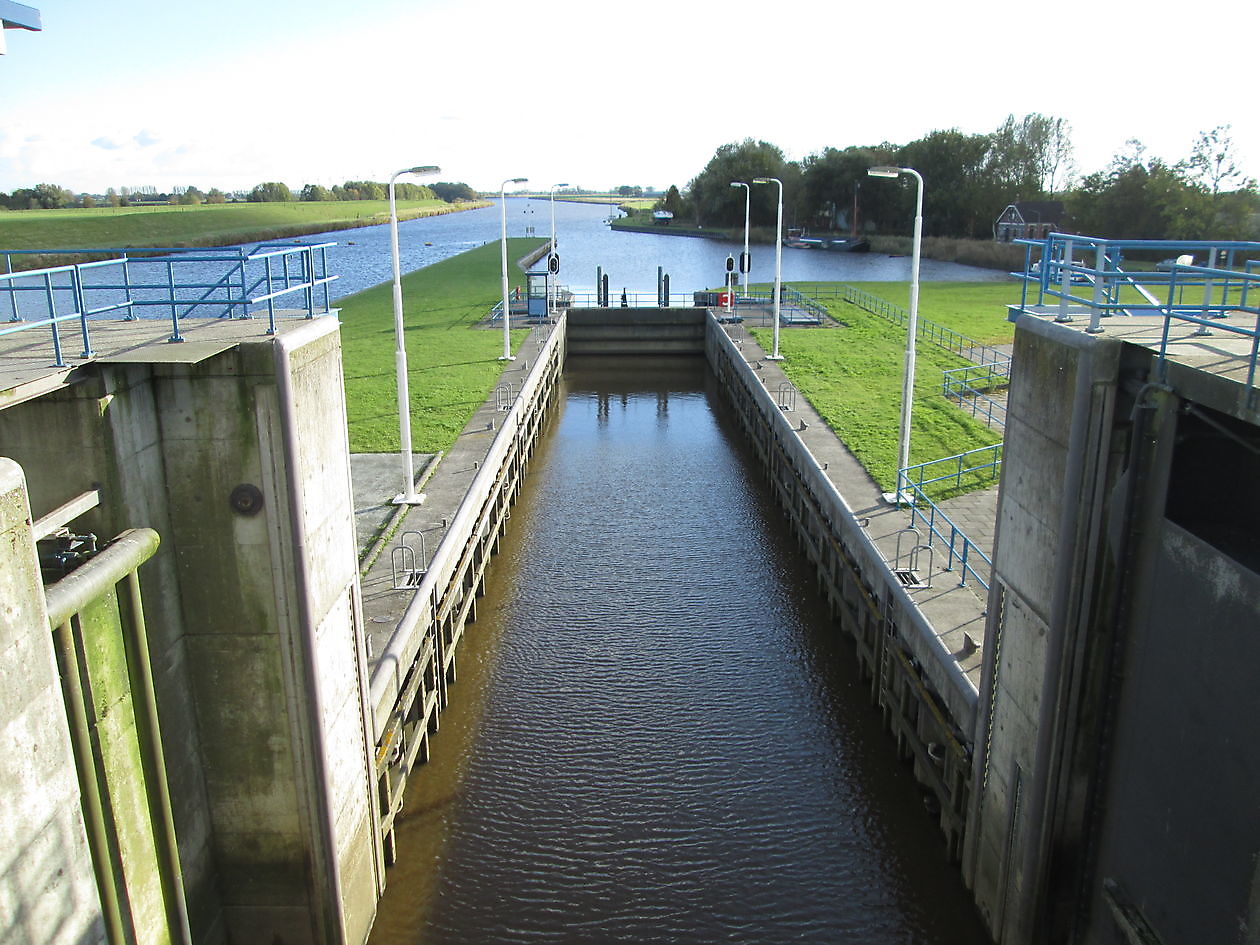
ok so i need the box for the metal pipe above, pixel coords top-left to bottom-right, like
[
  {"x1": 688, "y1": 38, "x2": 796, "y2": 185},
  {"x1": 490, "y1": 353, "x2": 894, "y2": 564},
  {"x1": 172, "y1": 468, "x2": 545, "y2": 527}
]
[
  {"x1": 53, "y1": 613, "x2": 129, "y2": 944},
  {"x1": 122, "y1": 568, "x2": 193, "y2": 944}
]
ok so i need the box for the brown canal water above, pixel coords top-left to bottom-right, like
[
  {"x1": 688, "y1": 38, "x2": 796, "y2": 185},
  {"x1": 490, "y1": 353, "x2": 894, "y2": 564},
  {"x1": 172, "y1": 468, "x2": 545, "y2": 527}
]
[{"x1": 368, "y1": 357, "x2": 990, "y2": 945}]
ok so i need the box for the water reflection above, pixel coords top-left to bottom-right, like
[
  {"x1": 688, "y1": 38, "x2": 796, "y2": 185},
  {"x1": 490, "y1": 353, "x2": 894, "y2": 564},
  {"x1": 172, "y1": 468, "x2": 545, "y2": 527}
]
[
  {"x1": 368, "y1": 357, "x2": 989, "y2": 945},
  {"x1": 166, "y1": 199, "x2": 1005, "y2": 301}
]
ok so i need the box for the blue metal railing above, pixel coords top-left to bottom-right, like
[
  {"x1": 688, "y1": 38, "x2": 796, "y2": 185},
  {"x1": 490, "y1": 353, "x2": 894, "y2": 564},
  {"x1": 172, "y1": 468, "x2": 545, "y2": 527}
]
[
  {"x1": 0, "y1": 244, "x2": 339, "y2": 365},
  {"x1": 839, "y1": 284, "x2": 1008, "y2": 365},
  {"x1": 942, "y1": 360, "x2": 1011, "y2": 430},
  {"x1": 1011, "y1": 233, "x2": 1260, "y2": 406},
  {"x1": 897, "y1": 444, "x2": 1002, "y2": 590}
]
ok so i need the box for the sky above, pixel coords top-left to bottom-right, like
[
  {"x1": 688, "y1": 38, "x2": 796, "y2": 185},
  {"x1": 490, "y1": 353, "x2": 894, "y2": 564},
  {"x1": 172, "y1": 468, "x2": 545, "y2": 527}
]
[{"x1": 2, "y1": 0, "x2": 1258, "y2": 197}]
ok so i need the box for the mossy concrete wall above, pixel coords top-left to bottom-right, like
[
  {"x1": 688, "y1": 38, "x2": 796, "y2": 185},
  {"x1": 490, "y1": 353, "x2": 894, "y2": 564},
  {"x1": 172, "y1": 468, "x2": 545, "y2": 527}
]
[
  {"x1": 0, "y1": 460, "x2": 104, "y2": 945},
  {"x1": 0, "y1": 360, "x2": 222, "y2": 939},
  {"x1": 0, "y1": 317, "x2": 379, "y2": 944}
]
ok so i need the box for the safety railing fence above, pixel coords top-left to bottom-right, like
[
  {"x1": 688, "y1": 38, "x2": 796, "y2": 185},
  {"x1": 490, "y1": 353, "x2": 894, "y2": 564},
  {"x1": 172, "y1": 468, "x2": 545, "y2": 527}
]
[
  {"x1": 839, "y1": 284, "x2": 1008, "y2": 365},
  {"x1": 492, "y1": 291, "x2": 709, "y2": 318},
  {"x1": 1011, "y1": 233, "x2": 1260, "y2": 406},
  {"x1": 896, "y1": 444, "x2": 1002, "y2": 591},
  {"x1": 942, "y1": 359, "x2": 1011, "y2": 397},
  {"x1": 950, "y1": 390, "x2": 1007, "y2": 431},
  {"x1": 0, "y1": 244, "x2": 338, "y2": 366},
  {"x1": 737, "y1": 285, "x2": 831, "y2": 322}
]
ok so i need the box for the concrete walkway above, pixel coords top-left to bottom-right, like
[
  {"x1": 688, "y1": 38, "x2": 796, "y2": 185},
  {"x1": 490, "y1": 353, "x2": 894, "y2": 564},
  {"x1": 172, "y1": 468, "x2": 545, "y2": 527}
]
[{"x1": 351, "y1": 327, "x2": 555, "y2": 666}]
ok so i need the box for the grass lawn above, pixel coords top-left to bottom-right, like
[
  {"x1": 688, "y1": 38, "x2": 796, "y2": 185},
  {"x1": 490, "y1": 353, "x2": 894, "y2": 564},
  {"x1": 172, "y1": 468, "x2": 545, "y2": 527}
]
[
  {"x1": 338, "y1": 238, "x2": 545, "y2": 453},
  {"x1": 750, "y1": 280, "x2": 1018, "y2": 493},
  {"x1": 0, "y1": 199, "x2": 486, "y2": 257}
]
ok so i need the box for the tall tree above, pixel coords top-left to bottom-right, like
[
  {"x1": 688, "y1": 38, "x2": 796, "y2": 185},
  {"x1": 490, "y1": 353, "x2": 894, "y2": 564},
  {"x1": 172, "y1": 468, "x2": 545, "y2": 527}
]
[
  {"x1": 1180, "y1": 124, "x2": 1253, "y2": 195},
  {"x1": 248, "y1": 181, "x2": 293, "y2": 202},
  {"x1": 896, "y1": 130, "x2": 992, "y2": 238},
  {"x1": 687, "y1": 139, "x2": 791, "y2": 226}
]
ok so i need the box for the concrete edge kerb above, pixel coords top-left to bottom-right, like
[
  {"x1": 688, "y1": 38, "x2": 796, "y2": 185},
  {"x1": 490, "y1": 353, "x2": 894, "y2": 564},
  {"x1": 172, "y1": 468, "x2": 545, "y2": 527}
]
[
  {"x1": 708, "y1": 318, "x2": 979, "y2": 717},
  {"x1": 368, "y1": 315, "x2": 566, "y2": 734}
]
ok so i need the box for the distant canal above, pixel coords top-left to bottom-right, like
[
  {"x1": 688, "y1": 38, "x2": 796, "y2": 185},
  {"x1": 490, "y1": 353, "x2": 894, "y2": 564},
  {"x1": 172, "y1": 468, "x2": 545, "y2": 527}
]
[
  {"x1": 368, "y1": 357, "x2": 990, "y2": 945},
  {"x1": 246, "y1": 198, "x2": 1006, "y2": 299}
]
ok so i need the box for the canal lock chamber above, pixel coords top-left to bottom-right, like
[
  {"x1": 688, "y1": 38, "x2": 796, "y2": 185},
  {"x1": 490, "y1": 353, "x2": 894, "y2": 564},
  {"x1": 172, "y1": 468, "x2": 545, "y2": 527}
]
[{"x1": 367, "y1": 308, "x2": 989, "y2": 943}]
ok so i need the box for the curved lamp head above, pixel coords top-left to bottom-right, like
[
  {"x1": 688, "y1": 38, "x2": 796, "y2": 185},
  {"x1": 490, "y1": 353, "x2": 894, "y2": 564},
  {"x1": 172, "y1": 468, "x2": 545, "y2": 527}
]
[
  {"x1": 406, "y1": 165, "x2": 441, "y2": 176},
  {"x1": 554, "y1": 182, "x2": 569, "y2": 189},
  {"x1": 503, "y1": 177, "x2": 528, "y2": 187},
  {"x1": 730, "y1": 181, "x2": 747, "y2": 188},
  {"x1": 867, "y1": 166, "x2": 902, "y2": 179}
]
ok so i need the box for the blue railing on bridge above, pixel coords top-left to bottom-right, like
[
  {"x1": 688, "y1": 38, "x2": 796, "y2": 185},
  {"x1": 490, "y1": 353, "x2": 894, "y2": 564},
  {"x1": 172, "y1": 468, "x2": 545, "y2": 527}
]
[
  {"x1": 1011, "y1": 233, "x2": 1260, "y2": 403},
  {"x1": 0, "y1": 244, "x2": 338, "y2": 366},
  {"x1": 897, "y1": 443, "x2": 1002, "y2": 591}
]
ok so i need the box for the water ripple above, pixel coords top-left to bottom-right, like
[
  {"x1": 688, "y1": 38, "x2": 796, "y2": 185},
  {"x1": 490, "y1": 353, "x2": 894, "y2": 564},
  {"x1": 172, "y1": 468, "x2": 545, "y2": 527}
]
[{"x1": 373, "y1": 359, "x2": 989, "y2": 945}]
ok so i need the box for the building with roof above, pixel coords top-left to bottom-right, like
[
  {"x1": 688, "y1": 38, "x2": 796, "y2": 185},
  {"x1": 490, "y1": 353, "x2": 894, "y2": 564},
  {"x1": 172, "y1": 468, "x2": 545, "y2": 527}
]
[{"x1": 994, "y1": 201, "x2": 1066, "y2": 242}]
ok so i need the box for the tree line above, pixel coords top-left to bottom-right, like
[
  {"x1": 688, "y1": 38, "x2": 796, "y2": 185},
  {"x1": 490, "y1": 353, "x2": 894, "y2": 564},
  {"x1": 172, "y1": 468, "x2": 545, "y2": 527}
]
[
  {"x1": 0, "y1": 179, "x2": 479, "y2": 210},
  {"x1": 662, "y1": 118, "x2": 1258, "y2": 242}
]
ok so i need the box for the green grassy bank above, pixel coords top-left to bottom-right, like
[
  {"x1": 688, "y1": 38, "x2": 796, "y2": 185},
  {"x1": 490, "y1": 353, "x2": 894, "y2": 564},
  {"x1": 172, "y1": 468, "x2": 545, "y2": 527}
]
[
  {"x1": 338, "y1": 238, "x2": 545, "y2": 453},
  {"x1": 751, "y1": 280, "x2": 1018, "y2": 492},
  {"x1": 0, "y1": 199, "x2": 489, "y2": 265}
]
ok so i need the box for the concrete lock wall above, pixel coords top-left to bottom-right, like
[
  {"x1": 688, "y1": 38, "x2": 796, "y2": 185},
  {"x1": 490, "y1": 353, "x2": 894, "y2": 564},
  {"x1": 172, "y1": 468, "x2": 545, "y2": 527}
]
[
  {"x1": 703, "y1": 320, "x2": 978, "y2": 857},
  {"x1": 0, "y1": 358, "x2": 224, "y2": 941},
  {"x1": 962, "y1": 317, "x2": 1125, "y2": 943},
  {"x1": 0, "y1": 459, "x2": 105, "y2": 945},
  {"x1": 0, "y1": 319, "x2": 377, "y2": 945},
  {"x1": 965, "y1": 313, "x2": 1260, "y2": 945}
]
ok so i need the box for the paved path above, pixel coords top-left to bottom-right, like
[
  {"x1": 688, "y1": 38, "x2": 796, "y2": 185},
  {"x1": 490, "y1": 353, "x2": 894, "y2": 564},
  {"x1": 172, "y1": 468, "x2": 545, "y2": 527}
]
[{"x1": 351, "y1": 327, "x2": 554, "y2": 666}]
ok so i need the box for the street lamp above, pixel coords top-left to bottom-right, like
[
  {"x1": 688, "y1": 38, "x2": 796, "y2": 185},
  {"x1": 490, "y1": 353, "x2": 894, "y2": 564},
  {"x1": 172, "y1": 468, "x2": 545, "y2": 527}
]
[
  {"x1": 389, "y1": 163, "x2": 441, "y2": 505},
  {"x1": 752, "y1": 177, "x2": 784, "y2": 360},
  {"x1": 867, "y1": 165, "x2": 924, "y2": 501},
  {"x1": 500, "y1": 176, "x2": 529, "y2": 360},
  {"x1": 549, "y1": 182, "x2": 568, "y2": 315},
  {"x1": 730, "y1": 181, "x2": 750, "y2": 297}
]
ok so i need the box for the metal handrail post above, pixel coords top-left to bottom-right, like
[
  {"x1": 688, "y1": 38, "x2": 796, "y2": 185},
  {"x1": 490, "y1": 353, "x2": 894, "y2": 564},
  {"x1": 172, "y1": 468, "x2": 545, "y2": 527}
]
[
  {"x1": 319, "y1": 245, "x2": 332, "y2": 314},
  {"x1": 4, "y1": 252, "x2": 19, "y2": 322},
  {"x1": 72, "y1": 264, "x2": 95, "y2": 358},
  {"x1": 166, "y1": 259, "x2": 183, "y2": 343},
  {"x1": 122, "y1": 254, "x2": 137, "y2": 321},
  {"x1": 303, "y1": 247, "x2": 315, "y2": 318},
  {"x1": 45, "y1": 271, "x2": 65, "y2": 367},
  {"x1": 265, "y1": 257, "x2": 277, "y2": 335},
  {"x1": 1088, "y1": 242, "x2": 1106, "y2": 333}
]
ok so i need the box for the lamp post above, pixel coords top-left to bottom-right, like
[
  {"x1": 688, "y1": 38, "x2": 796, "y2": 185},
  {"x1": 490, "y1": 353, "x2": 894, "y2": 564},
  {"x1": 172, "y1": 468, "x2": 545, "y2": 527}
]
[
  {"x1": 500, "y1": 176, "x2": 529, "y2": 360},
  {"x1": 548, "y1": 182, "x2": 568, "y2": 315},
  {"x1": 389, "y1": 163, "x2": 441, "y2": 505},
  {"x1": 730, "y1": 181, "x2": 751, "y2": 298},
  {"x1": 753, "y1": 177, "x2": 783, "y2": 360},
  {"x1": 867, "y1": 165, "x2": 923, "y2": 501}
]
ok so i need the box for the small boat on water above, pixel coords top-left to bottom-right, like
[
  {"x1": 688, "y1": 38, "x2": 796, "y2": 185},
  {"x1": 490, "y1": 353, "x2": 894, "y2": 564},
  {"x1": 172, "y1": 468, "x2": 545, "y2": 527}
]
[{"x1": 783, "y1": 229, "x2": 869, "y2": 252}]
